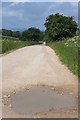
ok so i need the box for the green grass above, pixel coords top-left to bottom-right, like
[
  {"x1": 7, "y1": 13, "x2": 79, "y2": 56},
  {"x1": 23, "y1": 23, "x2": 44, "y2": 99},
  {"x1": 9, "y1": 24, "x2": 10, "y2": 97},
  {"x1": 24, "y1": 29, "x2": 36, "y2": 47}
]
[
  {"x1": 0, "y1": 38, "x2": 28, "y2": 54},
  {"x1": 48, "y1": 36, "x2": 80, "y2": 76},
  {"x1": 0, "y1": 38, "x2": 41, "y2": 54}
]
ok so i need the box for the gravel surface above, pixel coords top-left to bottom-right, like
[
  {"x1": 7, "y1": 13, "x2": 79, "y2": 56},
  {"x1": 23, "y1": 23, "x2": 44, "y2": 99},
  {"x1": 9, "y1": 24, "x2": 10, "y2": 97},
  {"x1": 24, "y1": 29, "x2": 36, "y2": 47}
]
[{"x1": 0, "y1": 45, "x2": 78, "y2": 118}]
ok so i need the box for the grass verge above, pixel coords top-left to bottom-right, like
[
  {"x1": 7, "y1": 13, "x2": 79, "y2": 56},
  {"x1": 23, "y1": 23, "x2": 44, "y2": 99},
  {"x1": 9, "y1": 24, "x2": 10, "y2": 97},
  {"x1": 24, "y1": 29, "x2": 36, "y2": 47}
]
[
  {"x1": 0, "y1": 38, "x2": 40, "y2": 54},
  {"x1": 0, "y1": 39, "x2": 28, "y2": 54},
  {"x1": 48, "y1": 36, "x2": 80, "y2": 76}
]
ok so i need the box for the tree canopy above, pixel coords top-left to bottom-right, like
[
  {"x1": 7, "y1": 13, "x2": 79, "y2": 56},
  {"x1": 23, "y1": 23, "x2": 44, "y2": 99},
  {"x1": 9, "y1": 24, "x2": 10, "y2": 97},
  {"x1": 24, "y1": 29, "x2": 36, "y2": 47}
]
[
  {"x1": 2, "y1": 29, "x2": 13, "y2": 37},
  {"x1": 22, "y1": 27, "x2": 42, "y2": 41},
  {"x1": 1, "y1": 29, "x2": 21, "y2": 38},
  {"x1": 44, "y1": 13, "x2": 77, "y2": 42}
]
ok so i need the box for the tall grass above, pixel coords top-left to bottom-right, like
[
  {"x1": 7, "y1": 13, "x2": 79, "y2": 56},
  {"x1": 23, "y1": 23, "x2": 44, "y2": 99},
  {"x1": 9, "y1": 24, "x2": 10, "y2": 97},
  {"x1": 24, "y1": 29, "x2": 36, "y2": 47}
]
[
  {"x1": 48, "y1": 36, "x2": 80, "y2": 76},
  {"x1": 0, "y1": 39, "x2": 27, "y2": 54},
  {"x1": 0, "y1": 38, "x2": 41, "y2": 54}
]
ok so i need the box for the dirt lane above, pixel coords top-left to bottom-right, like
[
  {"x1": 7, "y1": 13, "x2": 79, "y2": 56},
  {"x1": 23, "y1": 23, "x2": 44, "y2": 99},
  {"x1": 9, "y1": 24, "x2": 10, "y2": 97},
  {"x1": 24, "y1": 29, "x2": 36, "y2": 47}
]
[
  {"x1": 2, "y1": 45, "x2": 78, "y2": 94},
  {"x1": 1, "y1": 45, "x2": 78, "y2": 118},
  {"x1": 0, "y1": 57, "x2": 2, "y2": 119}
]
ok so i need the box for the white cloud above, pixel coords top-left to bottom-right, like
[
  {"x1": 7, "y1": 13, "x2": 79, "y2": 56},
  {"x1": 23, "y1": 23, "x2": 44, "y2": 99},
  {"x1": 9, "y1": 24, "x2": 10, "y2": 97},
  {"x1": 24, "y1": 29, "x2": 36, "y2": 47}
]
[
  {"x1": 4, "y1": 11, "x2": 18, "y2": 17},
  {"x1": 9, "y1": 2, "x2": 27, "y2": 7},
  {"x1": 3, "y1": 9, "x2": 23, "y2": 20},
  {"x1": 10, "y1": 3, "x2": 20, "y2": 6},
  {"x1": 2, "y1": 2, "x2": 24, "y2": 19}
]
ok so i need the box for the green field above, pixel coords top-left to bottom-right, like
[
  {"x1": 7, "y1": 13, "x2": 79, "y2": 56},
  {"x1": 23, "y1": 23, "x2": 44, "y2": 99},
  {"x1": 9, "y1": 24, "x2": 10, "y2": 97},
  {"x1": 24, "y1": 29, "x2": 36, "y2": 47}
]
[
  {"x1": 0, "y1": 39, "x2": 28, "y2": 54},
  {"x1": 48, "y1": 36, "x2": 80, "y2": 76},
  {"x1": 0, "y1": 38, "x2": 40, "y2": 54}
]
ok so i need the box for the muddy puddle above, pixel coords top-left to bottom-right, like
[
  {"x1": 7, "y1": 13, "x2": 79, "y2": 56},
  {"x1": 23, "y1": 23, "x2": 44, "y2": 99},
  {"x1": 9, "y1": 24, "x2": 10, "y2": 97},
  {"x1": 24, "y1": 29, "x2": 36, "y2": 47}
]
[{"x1": 8, "y1": 86, "x2": 77, "y2": 114}]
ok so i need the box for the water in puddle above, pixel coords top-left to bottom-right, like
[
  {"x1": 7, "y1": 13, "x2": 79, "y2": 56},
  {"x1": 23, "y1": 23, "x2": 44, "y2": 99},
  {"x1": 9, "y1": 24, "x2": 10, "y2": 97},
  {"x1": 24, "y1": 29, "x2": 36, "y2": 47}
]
[{"x1": 10, "y1": 86, "x2": 77, "y2": 114}]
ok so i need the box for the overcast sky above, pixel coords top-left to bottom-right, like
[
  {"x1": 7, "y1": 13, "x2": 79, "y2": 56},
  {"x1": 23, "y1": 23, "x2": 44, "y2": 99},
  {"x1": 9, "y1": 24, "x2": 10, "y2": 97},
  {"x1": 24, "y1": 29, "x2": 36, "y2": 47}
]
[
  {"x1": 2, "y1": 0, "x2": 79, "y2": 2},
  {"x1": 1, "y1": 2, "x2": 78, "y2": 31}
]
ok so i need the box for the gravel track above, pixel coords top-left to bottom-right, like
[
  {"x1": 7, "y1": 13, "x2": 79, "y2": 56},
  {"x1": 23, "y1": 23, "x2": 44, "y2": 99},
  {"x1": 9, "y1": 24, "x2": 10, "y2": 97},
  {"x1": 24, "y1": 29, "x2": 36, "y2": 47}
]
[{"x1": 0, "y1": 45, "x2": 78, "y2": 118}]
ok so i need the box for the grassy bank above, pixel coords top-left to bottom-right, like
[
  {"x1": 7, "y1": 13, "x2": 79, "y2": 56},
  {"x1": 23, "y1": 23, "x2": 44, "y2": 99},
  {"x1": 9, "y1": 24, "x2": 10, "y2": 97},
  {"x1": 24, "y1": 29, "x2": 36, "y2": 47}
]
[
  {"x1": 0, "y1": 39, "x2": 28, "y2": 54},
  {"x1": 48, "y1": 36, "x2": 80, "y2": 76},
  {"x1": 0, "y1": 38, "x2": 40, "y2": 54}
]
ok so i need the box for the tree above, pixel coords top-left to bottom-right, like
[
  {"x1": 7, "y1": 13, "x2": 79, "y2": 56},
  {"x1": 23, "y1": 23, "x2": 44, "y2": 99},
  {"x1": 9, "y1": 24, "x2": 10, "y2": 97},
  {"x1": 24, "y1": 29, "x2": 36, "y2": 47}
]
[
  {"x1": 2, "y1": 29, "x2": 13, "y2": 36},
  {"x1": 0, "y1": 30, "x2": 2, "y2": 35},
  {"x1": 22, "y1": 27, "x2": 42, "y2": 41},
  {"x1": 1, "y1": 29, "x2": 21, "y2": 39},
  {"x1": 12, "y1": 31, "x2": 21, "y2": 38},
  {"x1": 44, "y1": 13, "x2": 77, "y2": 42}
]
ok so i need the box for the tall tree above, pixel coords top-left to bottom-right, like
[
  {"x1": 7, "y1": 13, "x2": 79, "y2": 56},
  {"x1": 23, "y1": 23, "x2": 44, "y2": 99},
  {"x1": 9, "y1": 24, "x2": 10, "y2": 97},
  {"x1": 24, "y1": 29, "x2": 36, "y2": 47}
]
[
  {"x1": 12, "y1": 31, "x2": 21, "y2": 38},
  {"x1": 22, "y1": 27, "x2": 42, "y2": 41},
  {"x1": 44, "y1": 13, "x2": 77, "y2": 42}
]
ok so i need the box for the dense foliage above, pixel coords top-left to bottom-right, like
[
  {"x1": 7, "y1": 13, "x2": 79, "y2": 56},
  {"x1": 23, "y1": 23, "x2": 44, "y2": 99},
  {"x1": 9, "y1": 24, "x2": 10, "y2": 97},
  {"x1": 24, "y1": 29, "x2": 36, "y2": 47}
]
[
  {"x1": 0, "y1": 27, "x2": 44, "y2": 42},
  {"x1": 22, "y1": 27, "x2": 43, "y2": 41},
  {"x1": 44, "y1": 13, "x2": 77, "y2": 42},
  {"x1": 1, "y1": 29, "x2": 21, "y2": 38}
]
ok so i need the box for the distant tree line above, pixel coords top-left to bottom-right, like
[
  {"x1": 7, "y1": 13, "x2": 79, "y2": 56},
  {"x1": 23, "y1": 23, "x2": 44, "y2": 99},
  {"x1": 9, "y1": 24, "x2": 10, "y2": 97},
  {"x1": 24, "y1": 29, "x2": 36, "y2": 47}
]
[
  {"x1": 0, "y1": 28, "x2": 44, "y2": 42},
  {"x1": 1, "y1": 13, "x2": 78, "y2": 43},
  {"x1": 0, "y1": 29, "x2": 21, "y2": 38}
]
